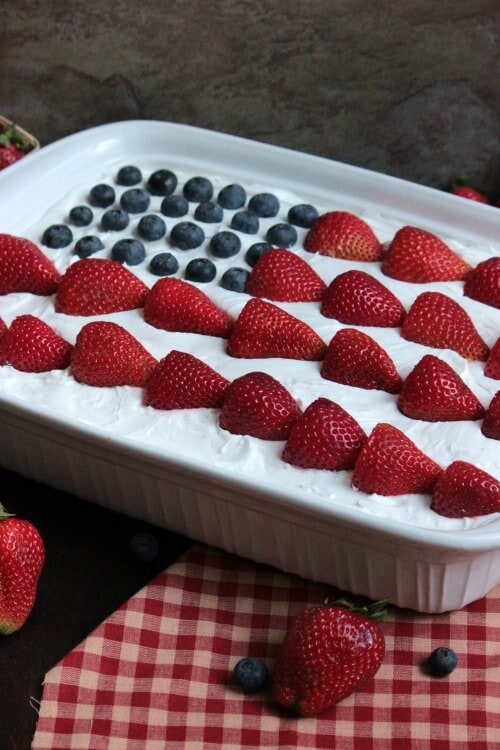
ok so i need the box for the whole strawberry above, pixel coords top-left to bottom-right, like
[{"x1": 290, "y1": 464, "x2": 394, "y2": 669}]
[
  {"x1": 273, "y1": 599, "x2": 386, "y2": 716},
  {"x1": 0, "y1": 509, "x2": 45, "y2": 635},
  {"x1": 449, "y1": 179, "x2": 489, "y2": 204},
  {"x1": 0, "y1": 144, "x2": 25, "y2": 169}
]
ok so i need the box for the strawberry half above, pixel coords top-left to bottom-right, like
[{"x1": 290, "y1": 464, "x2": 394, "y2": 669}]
[
  {"x1": 321, "y1": 270, "x2": 406, "y2": 327},
  {"x1": 398, "y1": 355, "x2": 485, "y2": 422},
  {"x1": 321, "y1": 328, "x2": 402, "y2": 393},
  {"x1": 463, "y1": 257, "x2": 500, "y2": 309},
  {"x1": 352, "y1": 423, "x2": 442, "y2": 496},
  {"x1": 0, "y1": 233, "x2": 61, "y2": 296},
  {"x1": 282, "y1": 397, "x2": 366, "y2": 470},
  {"x1": 0, "y1": 315, "x2": 73, "y2": 372},
  {"x1": 381, "y1": 226, "x2": 471, "y2": 283},
  {"x1": 143, "y1": 277, "x2": 232, "y2": 338},
  {"x1": 431, "y1": 461, "x2": 500, "y2": 518},
  {"x1": 70, "y1": 321, "x2": 157, "y2": 387},
  {"x1": 55, "y1": 259, "x2": 148, "y2": 316},
  {"x1": 219, "y1": 371, "x2": 301, "y2": 440},
  {"x1": 485, "y1": 338, "x2": 500, "y2": 380},
  {"x1": 245, "y1": 248, "x2": 326, "y2": 302},
  {"x1": 304, "y1": 211, "x2": 381, "y2": 261},
  {"x1": 227, "y1": 298, "x2": 326, "y2": 361},
  {"x1": 481, "y1": 391, "x2": 500, "y2": 440},
  {"x1": 401, "y1": 291, "x2": 489, "y2": 361},
  {"x1": 145, "y1": 350, "x2": 230, "y2": 410}
]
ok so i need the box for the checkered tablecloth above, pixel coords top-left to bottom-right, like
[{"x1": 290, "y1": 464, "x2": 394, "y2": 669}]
[{"x1": 32, "y1": 544, "x2": 500, "y2": 749}]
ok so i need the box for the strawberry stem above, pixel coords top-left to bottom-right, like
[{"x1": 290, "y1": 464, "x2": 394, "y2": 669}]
[
  {"x1": 325, "y1": 597, "x2": 388, "y2": 622},
  {"x1": 0, "y1": 510, "x2": 15, "y2": 520}
]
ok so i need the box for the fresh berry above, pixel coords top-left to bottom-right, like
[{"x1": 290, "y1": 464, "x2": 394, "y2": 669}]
[
  {"x1": 101, "y1": 208, "x2": 130, "y2": 232},
  {"x1": 287, "y1": 204, "x2": 319, "y2": 228},
  {"x1": 55, "y1": 258, "x2": 148, "y2": 315},
  {"x1": 219, "y1": 371, "x2": 301, "y2": 440},
  {"x1": 120, "y1": 188, "x2": 151, "y2": 214},
  {"x1": 129, "y1": 532, "x2": 159, "y2": 563},
  {"x1": 230, "y1": 210, "x2": 259, "y2": 234},
  {"x1": 194, "y1": 201, "x2": 223, "y2": 223},
  {"x1": 145, "y1": 349, "x2": 230, "y2": 409},
  {"x1": 352, "y1": 423, "x2": 442, "y2": 495},
  {"x1": 143, "y1": 277, "x2": 232, "y2": 337},
  {"x1": 0, "y1": 315, "x2": 72, "y2": 372},
  {"x1": 137, "y1": 214, "x2": 167, "y2": 241},
  {"x1": 485, "y1": 339, "x2": 500, "y2": 380},
  {"x1": 321, "y1": 328, "x2": 402, "y2": 393},
  {"x1": 147, "y1": 169, "x2": 178, "y2": 196},
  {"x1": 398, "y1": 355, "x2": 485, "y2": 422},
  {"x1": 382, "y1": 226, "x2": 471, "y2": 283},
  {"x1": 266, "y1": 223, "x2": 298, "y2": 247},
  {"x1": 69, "y1": 205, "x2": 93, "y2": 226},
  {"x1": 321, "y1": 270, "x2": 405, "y2": 327},
  {"x1": 117, "y1": 165, "x2": 142, "y2": 186},
  {"x1": 401, "y1": 291, "x2": 489, "y2": 361},
  {"x1": 463, "y1": 257, "x2": 500, "y2": 309},
  {"x1": 273, "y1": 599, "x2": 386, "y2": 716},
  {"x1": 233, "y1": 657, "x2": 269, "y2": 693},
  {"x1": 71, "y1": 321, "x2": 157, "y2": 387},
  {"x1": 160, "y1": 194, "x2": 189, "y2": 217},
  {"x1": 0, "y1": 233, "x2": 61, "y2": 295},
  {"x1": 426, "y1": 647, "x2": 458, "y2": 677},
  {"x1": 170, "y1": 222, "x2": 205, "y2": 250},
  {"x1": 449, "y1": 179, "x2": 489, "y2": 204},
  {"x1": 227, "y1": 298, "x2": 326, "y2": 361},
  {"x1": 248, "y1": 192, "x2": 279, "y2": 217},
  {"x1": 41, "y1": 224, "x2": 73, "y2": 249},
  {"x1": 217, "y1": 183, "x2": 246, "y2": 209},
  {"x1": 74, "y1": 235, "x2": 104, "y2": 258},
  {"x1": 220, "y1": 267, "x2": 249, "y2": 292},
  {"x1": 0, "y1": 510, "x2": 45, "y2": 635},
  {"x1": 304, "y1": 211, "x2": 381, "y2": 261},
  {"x1": 282, "y1": 398, "x2": 366, "y2": 470},
  {"x1": 89, "y1": 183, "x2": 115, "y2": 208},
  {"x1": 481, "y1": 391, "x2": 500, "y2": 440},
  {"x1": 245, "y1": 242, "x2": 273, "y2": 267},
  {"x1": 183, "y1": 176, "x2": 213, "y2": 202},
  {"x1": 111, "y1": 238, "x2": 146, "y2": 265},
  {"x1": 245, "y1": 248, "x2": 326, "y2": 302},
  {"x1": 0, "y1": 144, "x2": 25, "y2": 169},
  {"x1": 149, "y1": 252, "x2": 179, "y2": 276},
  {"x1": 185, "y1": 257, "x2": 217, "y2": 283},
  {"x1": 210, "y1": 231, "x2": 241, "y2": 258},
  {"x1": 431, "y1": 461, "x2": 500, "y2": 518}
]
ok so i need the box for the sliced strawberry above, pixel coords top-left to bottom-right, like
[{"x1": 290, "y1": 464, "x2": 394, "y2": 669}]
[
  {"x1": 145, "y1": 350, "x2": 230, "y2": 410},
  {"x1": 227, "y1": 298, "x2": 326, "y2": 361},
  {"x1": 481, "y1": 391, "x2": 500, "y2": 440},
  {"x1": 321, "y1": 270, "x2": 405, "y2": 327},
  {"x1": 282, "y1": 397, "x2": 366, "y2": 470},
  {"x1": 143, "y1": 277, "x2": 232, "y2": 338},
  {"x1": 401, "y1": 291, "x2": 489, "y2": 361},
  {"x1": 219, "y1": 371, "x2": 301, "y2": 440},
  {"x1": 304, "y1": 211, "x2": 381, "y2": 261},
  {"x1": 70, "y1": 321, "x2": 157, "y2": 387},
  {"x1": 463, "y1": 257, "x2": 500, "y2": 309},
  {"x1": 352, "y1": 423, "x2": 442, "y2": 496},
  {"x1": 398, "y1": 354, "x2": 485, "y2": 422},
  {"x1": 431, "y1": 461, "x2": 500, "y2": 518},
  {"x1": 321, "y1": 328, "x2": 402, "y2": 393},
  {"x1": 485, "y1": 338, "x2": 500, "y2": 380},
  {"x1": 55, "y1": 259, "x2": 148, "y2": 316},
  {"x1": 245, "y1": 248, "x2": 326, "y2": 302},
  {"x1": 0, "y1": 233, "x2": 61, "y2": 296},
  {"x1": 0, "y1": 315, "x2": 72, "y2": 372},
  {"x1": 381, "y1": 226, "x2": 471, "y2": 283}
]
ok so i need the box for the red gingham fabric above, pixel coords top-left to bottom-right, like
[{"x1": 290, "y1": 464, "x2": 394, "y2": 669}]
[{"x1": 32, "y1": 544, "x2": 500, "y2": 749}]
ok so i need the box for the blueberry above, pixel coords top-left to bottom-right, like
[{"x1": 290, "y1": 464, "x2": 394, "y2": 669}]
[
  {"x1": 149, "y1": 252, "x2": 179, "y2": 276},
  {"x1": 232, "y1": 657, "x2": 268, "y2": 693},
  {"x1": 111, "y1": 238, "x2": 146, "y2": 265},
  {"x1": 101, "y1": 208, "x2": 130, "y2": 232},
  {"x1": 42, "y1": 224, "x2": 73, "y2": 248},
  {"x1": 266, "y1": 223, "x2": 298, "y2": 247},
  {"x1": 129, "y1": 532, "x2": 160, "y2": 563},
  {"x1": 120, "y1": 188, "x2": 151, "y2": 214},
  {"x1": 137, "y1": 214, "x2": 167, "y2": 241},
  {"x1": 194, "y1": 201, "x2": 223, "y2": 223},
  {"x1": 160, "y1": 194, "x2": 189, "y2": 218},
  {"x1": 287, "y1": 203, "x2": 319, "y2": 228},
  {"x1": 74, "y1": 235, "x2": 105, "y2": 258},
  {"x1": 210, "y1": 231, "x2": 241, "y2": 258},
  {"x1": 116, "y1": 165, "x2": 142, "y2": 186},
  {"x1": 170, "y1": 222, "x2": 205, "y2": 250},
  {"x1": 245, "y1": 242, "x2": 273, "y2": 267},
  {"x1": 248, "y1": 192, "x2": 279, "y2": 218},
  {"x1": 147, "y1": 169, "x2": 178, "y2": 196},
  {"x1": 426, "y1": 647, "x2": 458, "y2": 677},
  {"x1": 89, "y1": 183, "x2": 115, "y2": 208},
  {"x1": 69, "y1": 205, "x2": 93, "y2": 227},
  {"x1": 217, "y1": 183, "x2": 247, "y2": 209},
  {"x1": 230, "y1": 210, "x2": 259, "y2": 235},
  {"x1": 183, "y1": 176, "x2": 213, "y2": 202},
  {"x1": 220, "y1": 267, "x2": 249, "y2": 292},
  {"x1": 185, "y1": 258, "x2": 216, "y2": 283}
]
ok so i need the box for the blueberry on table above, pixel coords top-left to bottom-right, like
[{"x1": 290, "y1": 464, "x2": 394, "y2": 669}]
[
  {"x1": 120, "y1": 188, "x2": 151, "y2": 214},
  {"x1": 210, "y1": 231, "x2": 241, "y2": 258},
  {"x1": 89, "y1": 183, "x2": 115, "y2": 208},
  {"x1": 69, "y1": 205, "x2": 93, "y2": 227},
  {"x1": 147, "y1": 168, "x2": 178, "y2": 196},
  {"x1": 245, "y1": 241, "x2": 273, "y2": 266},
  {"x1": 149, "y1": 252, "x2": 179, "y2": 276},
  {"x1": 183, "y1": 176, "x2": 214, "y2": 202},
  {"x1": 129, "y1": 532, "x2": 160, "y2": 563},
  {"x1": 288, "y1": 203, "x2": 319, "y2": 228},
  {"x1": 137, "y1": 214, "x2": 167, "y2": 241},
  {"x1": 248, "y1": 192, "x2": 280, "y2": 218},
  {"x1": 266, "y1": 222, "x2": 298, "y2": 247},
  {"x1": 230, "y1": 210, "x2": 259, "y2": 235},
  {"x1": 111, "y1": 238, "x2": 146, "y2": 265},
  {"x1": 426, "y1": 647, "x2": 458, "y2": 677},
  {"x1": 116, "y1": 165, "x2": 143, "y2": 186},
  {"x1": 42, "y1": 224, "x2": 73, "y2": 248},
  {"x1": 185, "y1": 257, "x2": 216, "y2": 283},
  {"x1": 217, "y1": 183, "x2": 247, "y2": 209},
  {"x1": 170, "y1": 222, "x2": 205, "y2": 250},
  {"x1": 194, "y1": 201, "x2": 224, "y2": 223},
  {"x1": 233, "y1": 657, "x2": 269, "y2": 693},
  {"x1": 101, "y1": 208, "x2": 130, "y2": 232},
  {"x1": 160, "y1": 194, "x2": 189, "y2": 218},
  {"x1": 220, "y1": 267, "x2": 249, "y2": 292},
  {"x1": 74, "y1": 235, "x2": 104, "y2": 258}
]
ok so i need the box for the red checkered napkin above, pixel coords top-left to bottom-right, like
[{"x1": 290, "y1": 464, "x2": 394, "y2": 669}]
[{"x1": 33, "y1": 544, "x2": 500, "y2": 750}]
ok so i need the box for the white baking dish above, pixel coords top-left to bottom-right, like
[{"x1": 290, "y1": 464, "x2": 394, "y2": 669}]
[{"x1": 0, "y1": 120, "x2": 498, "y2": 613}]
